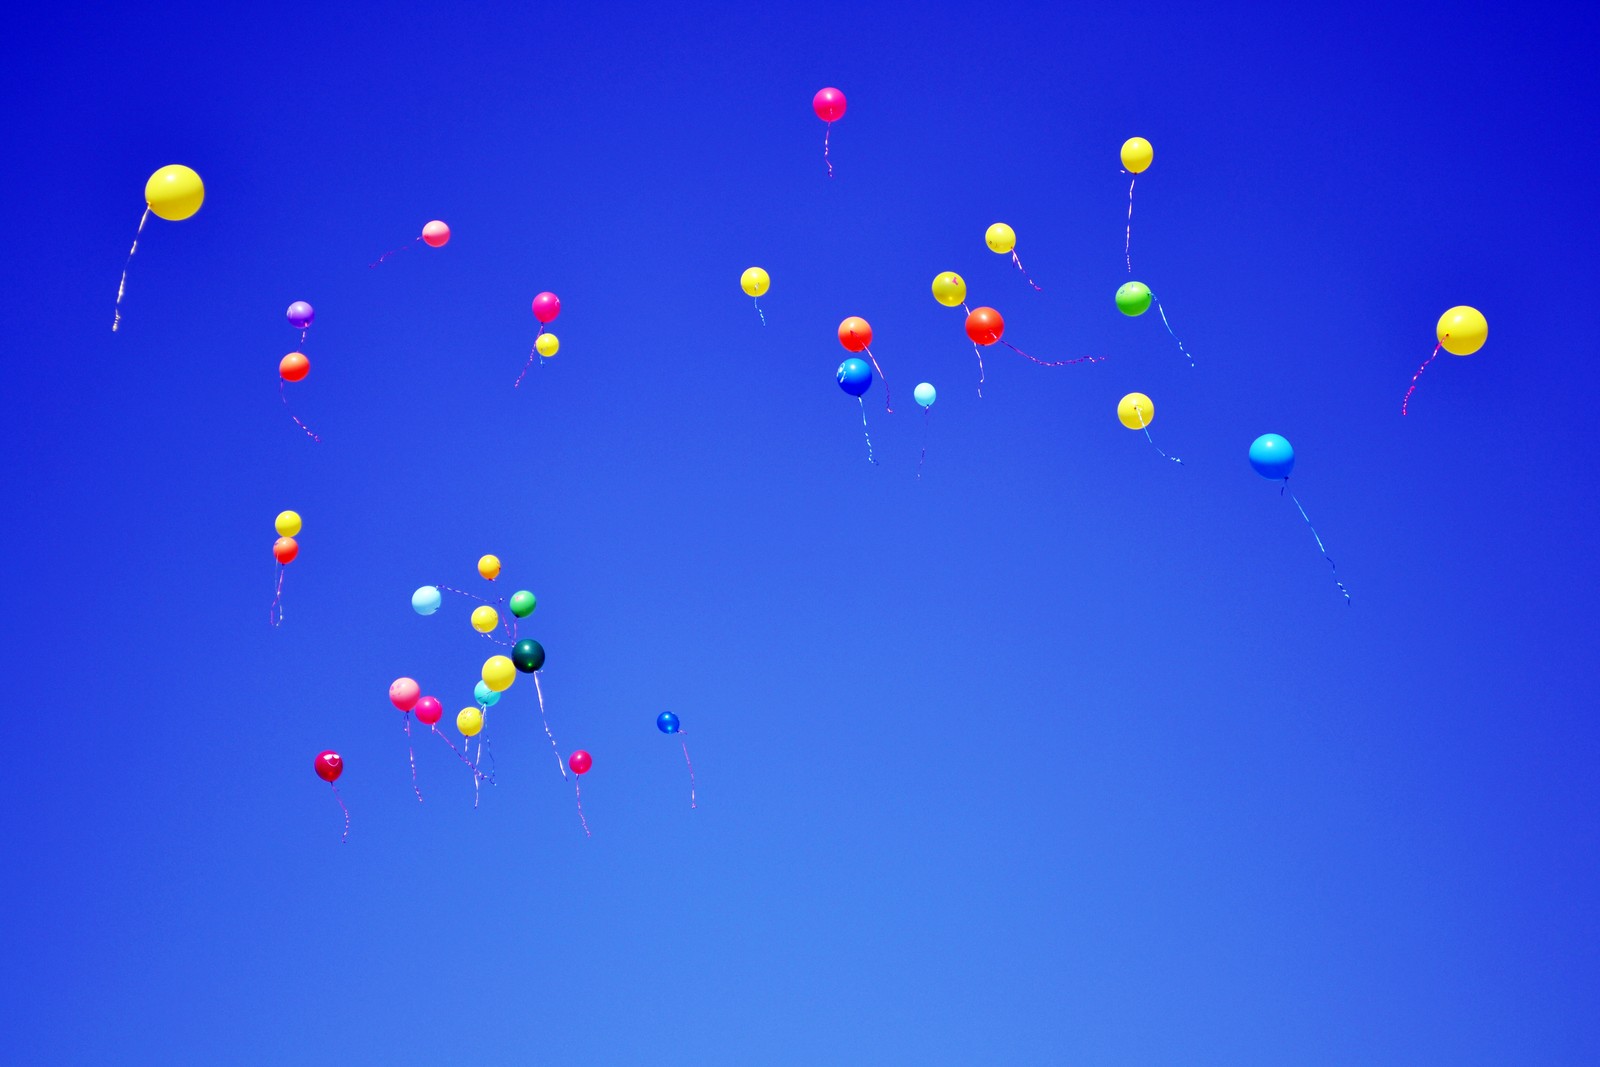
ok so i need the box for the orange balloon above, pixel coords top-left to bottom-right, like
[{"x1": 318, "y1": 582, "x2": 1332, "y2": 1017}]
[
  {"x1": 965, "y1": 306, "x2": 1004, "y2": 346},
  {"x1": 838, "y1": 316, "x2": 873, "y2": 352},
  {"x1": 273, "y1": 536, "x2": 299, "y2": 564},
  {"x1": 280, "y1": 352, "x2": 310, "y2": 382}
]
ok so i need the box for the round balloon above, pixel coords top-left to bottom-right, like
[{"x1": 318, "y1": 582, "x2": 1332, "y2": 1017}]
[
  {"x1": 415, "y1": 695, "x2": 443, "y2": 725},
  {"x1": 457, "y1": 707, "x2": 483, "y2": 737},
  {"x1": 477, "y1": 555, "x2": 500, "y2": 580},
  {"x1": 509, "y1": 590, "x2": 537, "y2": 618},
  {"x1": 532, "y1": 292, "x2": 561, "y2": 324},
  {"x1": 273, "y1": 536, "x2": 298, "y2": 564},
  {"x1": 914, "y1": 382, "x2": 937, "y2": 409},
  {"x1": 314, "y1": 750, "x2": 343, "y2": 782},
  {"x1": 985, "y1": 223, "x2": 1017, "y2": 254},
  {"x1": 389, "y1": 677, "x2": 421, "y2": 712},
  {"x1": 1117, "y1": 392, "x2": 1154, "y2": 430},
  {"x1": 471, "y1": 605, "x2": 499, "y2": 633},
  {"x1": 535, "y1": 333, "x2": 559, "y2": 358},
  {"x1": 1120, "y1": 137, "x2": 1153, "y2": 174},
  {"x1": 813, "y1": 87, "x2": 846, "y2": 123},
  {"x1": 837, "y1": 358, "x2": 872, "y2": 396},
  {"x1": 473, "y1": 680, "x2": 500, "y2": 708},
  {"x1": 657, "y1": 711, "x2": 681, "y2": 734},
  {"x1": 1115, "y1": 281, "x2": 1152, "y2": 317},
  {"x1": 1437, "y1": 306, "x2": 1487, "y2": 356},
  {"x1": 145, "y1": 165, "x2": 204, "y2": 221},
  {"x1": 482, "y1": 655, "x2": 516, "y2": 692},
  {"x1": 513, "y1": 638, "x2": 546, "y2": 673},
  {"x1": 286, "y1": 301, "x2": 314, "y2": 330},
  {"x1": 741, "y1": 267, "x2": 770, "y2": 297},
  {"x1": 274, "y1": 510, "x2": 302, "y2": 537},
  {"x1": 965, "y1": 306, "x2": 1004, "y2": 346},
  {"x1": 421, "y1": 220, "x2": 450, "y2": 247},
  {"x1": 1249, "y1": 434, "x2": 1295, "y2": 480},
  {"x1": 279, "y1": 352, "x2": 310, "y2": 382},
  {"x1": 931, "y1": 271, "x2": 967, "y2": 308},
  {"x1": 568, "y1": 750, "x2": 593, "y2": 775},
  {"x1": 837, "y1": 316, "x2": 872, "y2": 352},
  {"x1": 412, "y1": 585, "x2": 442, "y2": 615}
]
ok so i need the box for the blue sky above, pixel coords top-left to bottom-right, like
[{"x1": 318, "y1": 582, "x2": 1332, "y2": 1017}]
[{"x1": 2, "y1": 3, "x2": 1598, "y2": 1063}]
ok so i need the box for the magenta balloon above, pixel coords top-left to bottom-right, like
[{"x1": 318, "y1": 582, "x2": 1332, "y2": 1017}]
[
  {"x1": 813, "y1": 87, "x2": 846, "y2": 123},
  {"x1": 286, "y1": 301, "x2": 314, "y2": 330},
  {"x1": 532, "y1": 292, "x2": 561, "y2": 324}
]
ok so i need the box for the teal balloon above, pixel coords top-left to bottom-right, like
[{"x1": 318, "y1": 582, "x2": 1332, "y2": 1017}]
[
  {"x1": 1116, "y1": 281, "x2": 1152, "y2": 316},
  {"x1": 474, "y1": 680, "x2": 500, "y2": 708},
  {"x1": 513, "y1": 638, "x2": 546, "y2": 673},
  {"x1": 509, "y1": 590, "x2": 537, "y2": 618},
  {"x1": 1249, "y1": 434, "x2": 1295, "y2": 479},
  {"x1": 411, "y1": 585, "x2": 442, "y2": 615},
  {"x1": 913, "y1": 382, "x2": 936, "y2": 409}
]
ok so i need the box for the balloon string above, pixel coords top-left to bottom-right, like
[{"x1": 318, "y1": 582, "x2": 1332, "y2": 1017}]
[
  {"x1": 432, "y1": 725, "x2": 494, "y2": 783},
  {"x1": 331, "y1": 783, "x2": 350, "y2": 844},
  {"x1": 111, "y1": 207, "x2": 150, "y2": 333},
  {"x1": 963, "y1": 304, "x2": 984, "y2": 397},
  {"x1": 473, "y1": 739, "x2": 495, "y2": 809},
  {"x1": 861, "y1": 345, "x2": 892, "y2": 413},
  {"x1": 368, "y1": 236, "x2": 418, "y2": 268},
  {"x1": 857, "y1": 397, "x2": 877, "y2": 466},
  {"x1": 279, "y1": 380, "x2": 322, "y2": 442},
  {"x1": 1284, "y1": 483, "x2": 1351, "y2": 605},
  {"x1": 753, "y1": 297, "x2": 766, "y2": 326},
  {"x1": 1010, "y1": 250, "x2": 1042, "y2": 291},
  {"x1": 270, "y1": 564, "x2": 286, "y2": 627},
  {"x1": 514, "y1": 325, "x2": 544, "y2": 388},
  {"x1": 478, "y1": 631, "x2": 515, "y2": 648},
  {"x1": 1401, "y1": 342, "x2": 1442, "y2": 416},
  {"x1": 917, "y1": 407, "x2": 929, "y2": 481},
  {"x1": 1153, "y1": 298, "x2": 1195, "y2": 368},
  {"x1": 1133, "y1": 404, "x2": 1183, "y2": 465},
  {"x1": 533, "y1": 673, "x2": 567, "y2": 779},
  {"x1": 574, "y1": 779, "x2": 592, "y2": 837},
  {"x1": 680, "y1": 736, "x2": 697, "y2": 809},
  {"x1": 438, "y1": 584, "x2": 492, "y2": 604},
  {"x1": 299, "y1": 329, "x2": 307, "y2": 347},
  {"x1": 1000, "y1": 339, "x2": 1103, "y2": 367},
  {"x1": 1124, "y1": 175, "x2": 1136, "y2": 273},
  {"x1": 823, "y1": 122, "x2": 834, "y2": 179},
  {"x1": 404, "y1": 714, "x2": 423, "y2": 803}
]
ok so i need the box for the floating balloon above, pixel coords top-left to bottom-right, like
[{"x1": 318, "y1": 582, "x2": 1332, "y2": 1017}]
[
  {"x1": 458, "y1": 705, "x2": 492, "y2": 807},
  {"x1": 1117, "y1": 393, "x2": 1182, "y2": 465},
  {"x1": 277, "y1": 342, "x2": 320, "y2": 441},
  {"x1": 286, "y1": 300, "x2": 314, "y2": 333},
  {"x1": 270, "y1": 518, "x2": 300, "y2": 627},
  {"x1": 473, "y1": 680, "x2": 500, "y2": 708},
  {"x1": 536, "y1": 333, "x2": 559, "y2": 357},
  {"x1": 509, "y1": 590, "x2": 537, "y2": 618},
  {"x1": 517, "y1": 293, "x2": 563, "y2": 386},
  {"x1": 915, "y1": 383, "x2": 937, "y2": 479},
  {"x1": 399, "y1": 690, "x2": 491, "y2": 797},
  {"x1": 657, "y1": 712, "x2": 681, "y2": 733},
  {"x1": 471, "y1": 605, "x2": 499, "y2": 633},
  {"x1": 813, "y1": 87, "x2": 846, "y2": 177},
  {"x1": 273, "y1": 537, "x2": 298, "y2": 564},
  {"x1": 1114, "y1": 281, "x2": 1194, "y2": 367},
  {"x1": 390, "y1": 677, "x2": 421, "y2": 711},
  {"x1": 532, "y1": 292, "x2": 561, "y2": 324},
  {"x1": 568, "y1": 749, "x2": 593, "y2": 835},
  {"x1": 513, "y1": 638, "x2": 546, "y2": 673},
  {"x1": 837, "y1": 358, "x2": 877, "y2": 465},
  {"x1": 482, "y1": 655, "x2": 516, "y2": 692},
  {"x1": 113, "y1": 166, "x2": 205, "y2": 332},
  {"x1": 478, "y1": 555, "x2": 501, "y2": 580},
  {"x1": 932, "y1": 272, "x2": 986, "y2": 393},
  {"x1": 1249, "y1": 434, "x2": 1348, "y2": 604},
  {"x1": 457, "y1": 707, "x2": 483, "y2": 738},
  {"x1": 839, "y1": 317, "x2": 891, "y2": 412},
  {"x1": 985, "y1": 223, "x2": 1041, "y2": 290},
  {"x1": 371, "y1": 220, "x2": 450, "y2": 266},
  {"x1": 314, "y1": 750, "x2": 349, "y2": 843},
  {"x1": 965, "y1": 306, "x2": 1102, "y2": 369},
  {"x1": 1120, "y1": 138, "x2": 1153, "y2": 271},
  {"x1": 741, "y1": 267, "x2": 770, "y2": 325},
  {"x1": 412, "y1": 585, "x2": 443, "y2": 615},
  {"x1": 1404, "y1": 306, "x2": 1488, "y2": 415},
  {"x1": 655, "y1": 713, "x2": 697, "y2": 809},
  {"x1": 275, "y1": 510, "x2": 302, "y2": 537},
  {"x1": 415, "y1": 695, "x2": 443, "y2": 725}
]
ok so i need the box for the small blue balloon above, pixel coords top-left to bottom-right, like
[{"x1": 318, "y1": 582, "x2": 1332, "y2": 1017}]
[
  {"x1": 836, "y1": 358, "x2": 872, "y2": 397},
  {"x1": 412, "y1": 585, "x2": 442, "y2": 615},
  {"x1": 656, "y1": 711, "x2": 681, "y2": 734},
  {"x1": 474, "y1": 680, "x2": 501, "y2": 708},
  {"x1": 1249, "y1": 434, "x2": 1295, "y2": 480},
  {"x1": 913, "y1": 382, "x2": 936, "y2": 409}
]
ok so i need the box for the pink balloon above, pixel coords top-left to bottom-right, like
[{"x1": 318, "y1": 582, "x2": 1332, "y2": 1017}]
[
  {"x1": 415, "y1": 695, "x2": 443, "y2": 725},
  {"x1": 389, "y1": 677, "x2": 420, "y2": 712},
  {"x1": 813, "y1": 87, "x2": 846, "y2": 123},
  {"x1": 421, "y1": 220, "x2": 451, "y2": 248},
  {"x1": 532, "y1": 291, "x2": 561, "y2": 324}
]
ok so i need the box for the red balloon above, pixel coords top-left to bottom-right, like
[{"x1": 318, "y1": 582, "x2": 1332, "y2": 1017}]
[
  {"x1": 280, "y1": 352, "x2": 310, "y2": 382},
  {"x1": 965, "y1": 306, "x2": 1005, "y2": 346},
  {"x1": 532, "y1": 291, "x2": 561, "y2": 324},
  {"x1": 568, "y1": 749, "x2": 592, "y2": 775},
  {"x1": 421, "y1": 220, "x2": 451, "y2": 248},
  {"x1": 389, "y1": 677, "x2": 420, "y2": 712},
  {"x1": 272, "y1": 536, "x2": 298, "y2": 564},
  {"x1": 414, "y1": 696, "x2": 443, "y2": 725},
  {"x1": 315, "y1": 750, "x2": 343, "y2": 782},
  {"x1": 838, "y1": 316, "x2": 872, "y2": 352},
  {"x1": 813, "y1": 87, "x2": 846, "y2": 123}
]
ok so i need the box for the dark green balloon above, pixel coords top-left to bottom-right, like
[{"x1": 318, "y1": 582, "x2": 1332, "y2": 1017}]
[
  {"x1": 512, "y1": 638, "x2": 546, "y2": 673},
  {"x1": 509, "y1": 590, "x2": 537, "y2": 618}
]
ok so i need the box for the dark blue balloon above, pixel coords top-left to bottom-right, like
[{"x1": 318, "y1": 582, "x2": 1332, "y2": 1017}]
[
  {"x1": 656, "y1": 711, "x2": 680, "y2": 734},
  {"x1": 1248, "y1": 433, "x2": 1295, "y2": 480},
  {"x1": 836, "y1": 358, "x2": 872, "y2": 396}
]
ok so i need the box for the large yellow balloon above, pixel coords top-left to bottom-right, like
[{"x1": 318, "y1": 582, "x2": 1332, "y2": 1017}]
[
  {"x1": 145, "y1": 165, "x2": 205, "y2": 221},
  {"x1": 740, "y1": 267, "x2": 770, "y2": 297},
  {"x1": 482, "y1": 655, "x2": 516, "y2": 692},
  {"x1": 478, "y1": 554, "x2": 501, "y2": 580},
  {"x1": 985, "y1": 223, "x2": 1017, "y2": 254},
  {"x1": 1436, "y1": 306, "x2": 1487, "y2": 356},
  {"x1": 535, "y1": 332, "x2": 559, "y2": 358},
  {"x1": 931, "y1": 272, "x2": 967, "y2": 308},
  {"x1": 274, "y1": 510, "x2": 302, "y2": 537},
  {"x1": 457, "y1": 707, "x2": 483, "y2": 737},
  {"x1": 1120, "y1": 137, "x2": 1153, "y2": 174},
  {"x1": 471, "y1": 605, "x2": 499, "y2": 633},
  {"x1": 1117, "y1": 392, "x2": 1154, "y2": 430}
]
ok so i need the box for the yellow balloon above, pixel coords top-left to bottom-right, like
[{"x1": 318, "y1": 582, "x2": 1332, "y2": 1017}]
[
  {"x1": 1436, "y1": 306, "x2": 1487, "y2": 356},
  {"x1": 471, "y1": 605, "x2": 499, "y2": 633},
  {"x1": 478, "y1": 554, "x2": 501, "y2": 580},
  {"x1": 1117, "y1": 392, "x2": 1154, "y2": 430},
  {"x1": 1120, "y1": 137, "x2": 1153, "y2": 174},
  {"x1": 931, "y1": 271, "x2": 967, "y2": 308},
  {"x1": 740, "y1": 267, "x2": 770, "y2": 297},
  {"x1": 145, "y1": 165, "x2": 204, "y2": 222},
  {"x1": 457, "y1": 707, "x2": 483, "y2": 737},
  {"x1": 274, "y1": 510, "x2": 302, "y2": 537},
  {"x1": 985, "y1": 223, "x2": 1017, "y2": 254},
  {"x1": 536, "y1": 332, "x2": 559, "y2": 358},
  {"x1": 482, "y1": 655, "x2": 516, "y2": 692}
]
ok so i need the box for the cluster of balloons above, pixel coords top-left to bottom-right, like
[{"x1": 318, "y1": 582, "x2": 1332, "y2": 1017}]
[
  {"x1": 270, "y1": 510, "x2": 302, "y2": 627},
  {"x1": 279, "y1": 300, "x2": 321, "y2": 441},
  {"x1": 515, "y1": 291, "x2": 563, "y2": 386},
  {"x1": 387, "y1": 675, "x2": 493, "y2": 805}
]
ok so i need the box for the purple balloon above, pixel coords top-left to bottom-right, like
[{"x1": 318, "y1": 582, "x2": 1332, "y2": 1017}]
[{"x1": 286, "y1": 301, "x2": 315, "y2": 330}]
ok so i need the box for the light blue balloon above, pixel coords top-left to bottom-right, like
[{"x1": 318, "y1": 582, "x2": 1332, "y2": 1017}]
[
  {"x1": 474, "y1": 680, "x2": 500, "y2": 708},
  {"x1": 1249, "y1": 434, "x2": 1295, "y2": 480},
  {"x1": 411, "y1": 585, "x2": 442, "y2": 615},
  {"x1": 913, "y1": 382, "x2": 936, "y2": 409}
]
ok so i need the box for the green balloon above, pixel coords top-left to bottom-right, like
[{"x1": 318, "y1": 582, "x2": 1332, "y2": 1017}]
[
  {"x1": 509, "y1": 590, "x2": 537, "y2": 618},
  {"x1": 512, "y1": 638, "x2": 546, "y2": 673},
  {"x1": 1116, "y1": 281, "x2": 1152, "y2": 317}
]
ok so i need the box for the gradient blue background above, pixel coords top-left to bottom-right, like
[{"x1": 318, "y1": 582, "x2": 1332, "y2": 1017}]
[{"x1": 3, "y1": 3, "x2": 1597, "y2": 1063}]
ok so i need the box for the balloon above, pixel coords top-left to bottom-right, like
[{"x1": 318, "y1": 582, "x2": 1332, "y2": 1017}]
[
  {"x1": 837, "y1": 358, "x2": 872, "y2": 396},
  {"x1": 1117, "y1": 392, "x2": 1154, "y2": 429},
  {"x1": 415, "y1": 695, "x2": 443, "y2": 725},
  {"x1": 471, "y1": 605, "x2": 499, "y2": 633},
  {"x1": 657, "y1": 711, "x2": 681, "y2": 734},
  {"x1": 914, "y1": 383, "x2": 937, "y2": 409},
  {"x1": 272, "y1": 536, "x2": 298, "y2": 564},
  {"x1": 456, "y1": 707, "x2": 483, "y2": 737},
  {"x1": 473, "y1": 680, "x2": 500, "y2": 708},
  {"x1": 568, "y1": 750, "x2": 593, "y2": 775},
  {"x1": 274, "y1": 510, "x2": 302, "y2": 537},
  {"x1": 482, "y1": 655, "x2": 516, "y2": 692},
  {"x1": 985, "y1": 223, "x2": 1017, "y2": 254},
  {"x1": 513, "y1": 638, "x2": 546, "y2": 673},
  {"x1": 314, "y1": 750, "x2": 343, "y2": 783},
  {"x1": 509, "y1": 590, "x2": 537, "y2": 618},
  {"x1": 421, "y1": 221, "x2": 450, "y2": 247},
  {"x1": 279, "y1": 352, "x2": 310, "y2": 382},
  {"x1": 1249, "y1": 434, "x2": 1295, "y2": 480},
  {"x1": 813, "y1": 87, "x2": 846, "y2": 122},
  {"x1": 532, "y1": 292, "x2": 561, "y2": 324},
  {"x1": 931, "y1": 272, "x2": 967, "y2": 308},
  {"x1": 965, "y1": 306, "x2": 1004, "y2": 346},
  {"x1": 1437, "y1": 306, "x2": 1488, "y2": 356},
  {"x1": 145, "y1": 165, "x2": 205, "y2": 222},
  {"x1": 1121, "y1": 137, "x2": 1153, "y2": 174},
  {"x1": 741, "y1": 267, "x2": 770, "y2": 297},
  {"x1": 535, "y1": 333, "x2": 559, "y2": 358},
  {"x1": 837, "y1": 316, "x2": 872, "y2": 352},
  {"x1": 1115, "y1": 281, "x2": 1152, "y2": 317},
  {"x1": 412, "y1": 585, "x2": 442, "y2": 615},
  {"x1": 389, "y1": 677, "x2": 421, "y2": 712},
  {"x1": 478, "y1": 554, "x2": 501, "y2": 580},
  {"x1": 286, "y1": 301, "x2": 314, "y2": 330}
]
